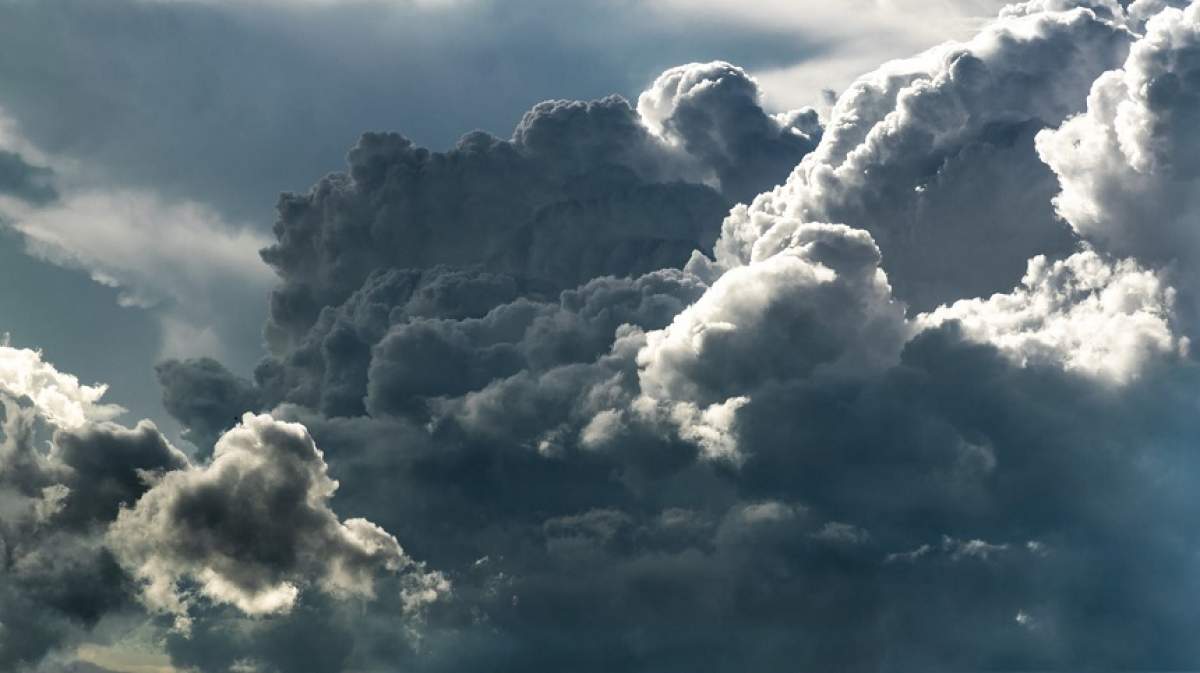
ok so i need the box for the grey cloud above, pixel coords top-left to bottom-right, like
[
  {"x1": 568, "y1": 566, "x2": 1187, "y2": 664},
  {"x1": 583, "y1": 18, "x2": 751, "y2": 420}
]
[
  {"x1": 107, "y1": 412, "x2": 444, "y2": 630},
  {"x1": 254, "y1": 266, "x2": 523, "y2": 418},
  {"x1": 155, "y1": 357, "x2": 263, "y2": 456},
  {"x1": 49, "y1": 420, "x2": 188, "y2": 529},
  {"x1": 259, "y1": 67, "x2": 814, "y2": 352},
  {"x1": 638, "y1": 61, "x2": 822, "y2": 202},
  {"x1": 0, "y1": 150, "x2": 55, "y2": 204},
  {"x1": 0, "y1": 345, "x2": 441, "y2": 671},
  {"x1": 366, "y1": 269, "x2": 706, "y2": 420},
  {"x1": 1038, "y1": 1, "x2": 1200, "y2": 328},
  {"x1": 239, "y1": 65, "x2": 812, "y2": 430}
]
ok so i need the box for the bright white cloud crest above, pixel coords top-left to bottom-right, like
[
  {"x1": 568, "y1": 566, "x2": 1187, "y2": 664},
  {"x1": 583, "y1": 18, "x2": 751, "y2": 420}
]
[{"x1": 0, "y1": 343, "x2": 124, "y2": 429}]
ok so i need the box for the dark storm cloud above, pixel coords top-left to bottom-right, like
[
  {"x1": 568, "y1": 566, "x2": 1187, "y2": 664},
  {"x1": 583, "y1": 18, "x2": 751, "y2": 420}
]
[
  {"x1": 0, "y1": 346, "x2": 433, "y2": 670},
  {"x1": 0, "y1": 0, "x2": 824, "y2": 425},
  {"x1": 155, "y1": 357, "x2": 262, "y2": 455},
  {"x1": 271, "y1": 329, "x2": 1200, "y2": 672},
  {"x1": 1039, "y1": 1, "x2": 1200, "y2": 326}
]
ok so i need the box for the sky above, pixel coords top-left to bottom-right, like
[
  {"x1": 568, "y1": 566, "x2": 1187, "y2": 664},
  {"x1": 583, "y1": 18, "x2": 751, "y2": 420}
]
[{"x1": 5, "y1": 0, "x2": 1200, "y2": 671}]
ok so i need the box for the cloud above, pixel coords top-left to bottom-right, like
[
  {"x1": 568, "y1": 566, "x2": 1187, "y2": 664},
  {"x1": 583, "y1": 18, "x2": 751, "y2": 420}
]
[
  {"x1": 155, "y1": 358, "x2": 262, "y2": 455},
  {"x1": 638, "y1": 223, "x2": 907, "y2": 408},
  {"x1": 0, "y1": 342, "x2": 125, "y2": 429},
  {"x1": 259, "y1": 68, "x2": 816, "y2": 353},
  {"x1": 0, "y1": 346, "x2": 184, "y2": 669},
  {"x1": 1037, "y1": 1, "x2": 1200, "y2": 327},
  {"x1": 107, "y1": 413, "x2": 446, "y2": 631},
  {"x1": 707, "y1": 4, "x2": 1133, "y2": 310},
  {"x1": 638, "y1": 61, "x2": 821, "y2": 202},
  {"x1": 0, "y1": 96, "x2": 274, "y2": 373},
  {"x1": 0, "y1": 344, "x2": 438, "y2": 670},
  {"x1": 918, "y1": 249, "x2": 1186, "y2": 382}
]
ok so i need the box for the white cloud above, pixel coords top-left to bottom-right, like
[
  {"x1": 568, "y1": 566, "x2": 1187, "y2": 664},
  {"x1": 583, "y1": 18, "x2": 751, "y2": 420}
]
[
  {"x1": 0, "y1": 343, "x2": 124, "y2": 429},
  {"x1": 918, "y1": 250, "x2": 1185, "y2": 383},
  {"x1": 1037, "y1": 2, "x2": 1200, "y2": 271}
]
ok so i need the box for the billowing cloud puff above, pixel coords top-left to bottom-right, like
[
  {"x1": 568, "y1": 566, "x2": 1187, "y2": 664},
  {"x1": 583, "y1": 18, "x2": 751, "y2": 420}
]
[
  {"x1": 919, "y1": 249, "x2": 1186, "y2": 382},
  {"x1": 706, "y1": 4, "x2": 1133, "y2": 309},
  {"x1": 638, "y1": 61, "x2": 821, "y2": 202},
  {"x1": 0, "y1": 343, "x2": 123, "y2": 429},
  {"x1": 156, "y1": 357, "x2": 263, "y2": 455},
  {"x1": 0, "y1": 345, "x2": 441, "y2": 670},
  {"x1": 631, "y1": 223, "x2": 908, "y2": 461},
  {"x1": 0, "y1": 347, "x2": 184, "y2": 669},
  {"x1": 1038, "y1": 2, "x2": 1200, "y2": 306},
  {"x1": 107, "y1": 413, "x2": 445, "y2": 630},
  {"x1": 639, "y1": 223, "x2": 907, "y2": 408}
]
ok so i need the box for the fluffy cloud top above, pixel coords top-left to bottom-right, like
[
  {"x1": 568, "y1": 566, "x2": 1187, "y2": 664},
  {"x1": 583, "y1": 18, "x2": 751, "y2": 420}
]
[
  {"x1": 1038, "y1": 2, "x2": 1200, "y2": 287},
  {"x1": 919, "y1": 249, "x2": 1186, "y2": 381},
  {"x1": 0, "y1": 346, "x2": 182, "y2": 669},
  {"x1": 0, "y1": 343, "x2": 124, "y2": 429},
  {"x1": 706, "y1": 4, "x2": 1133, "y2": 309}
]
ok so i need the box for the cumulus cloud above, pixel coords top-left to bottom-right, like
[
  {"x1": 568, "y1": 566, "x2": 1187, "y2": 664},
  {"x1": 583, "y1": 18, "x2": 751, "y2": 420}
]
[
  {"x1": 259, "y1": 65, "x2": 816, "y2": 352},
  {"x1": 0, "y1": 344, "x2": 439, "y2": 670},
  {"x1": 638, "y1": 62, "x2": 821, "y2": 201},
  {"x1": 107, "y1": 413, "x2": 445, "y2": 631},
  {"x1": 639, "y1": 223, "x2": 907, "y2": 407},
  {"x1": 155, "y1": 357, "x2": 263, "y2": 455},
  {"x1": 706, "y1": 4, "x2": 1133, "y2": 309},
  {"x1": 1038, "y1": 1, "x2": 1200, "y2": 328},
  {"x1": 0, "y1": 342, "x2": 124, "y2": 429},
  {"x1": 918, "y1": 249, "x2": 1186, "y2": 382},
  {"x1": 0, "y1": 346, "x2": 183, "y2": 669}
]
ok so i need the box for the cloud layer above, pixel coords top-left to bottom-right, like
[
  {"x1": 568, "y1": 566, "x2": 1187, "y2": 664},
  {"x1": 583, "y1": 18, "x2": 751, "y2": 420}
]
[{"x1": 9, "y1": 1, "x2": 1200, "y2": 672}]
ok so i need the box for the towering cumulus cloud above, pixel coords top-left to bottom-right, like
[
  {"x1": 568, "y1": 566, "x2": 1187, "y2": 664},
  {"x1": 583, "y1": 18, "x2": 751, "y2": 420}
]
[{"x1": 15, "y1": 1, "x2": 1200, "y2": 672}]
